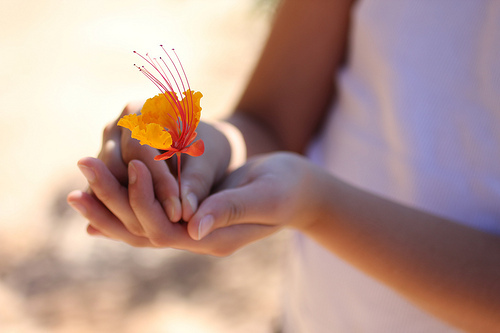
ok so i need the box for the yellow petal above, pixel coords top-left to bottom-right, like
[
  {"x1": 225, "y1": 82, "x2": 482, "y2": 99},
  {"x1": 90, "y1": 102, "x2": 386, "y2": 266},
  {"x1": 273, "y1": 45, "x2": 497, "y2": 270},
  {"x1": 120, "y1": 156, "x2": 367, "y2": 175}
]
[
  {"x1": 117, "y1": 114, "x2": 142, "y2": 131},
  {"x1": 141, "y1": 93, "x2": 179, "y2": 132},
  {"x1": 131, "y1": 123, "x2": 173, "y2": 150},
  {"x1": 182, "y1": 90, "x2": 203, "y2": 128}
]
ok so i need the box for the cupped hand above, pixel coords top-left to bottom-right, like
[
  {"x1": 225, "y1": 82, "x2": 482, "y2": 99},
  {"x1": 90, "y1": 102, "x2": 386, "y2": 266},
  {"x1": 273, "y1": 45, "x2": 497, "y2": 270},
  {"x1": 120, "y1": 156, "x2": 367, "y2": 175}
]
[
  {"x1": 185, "y1": 152, "x2": 329, "y2": 248},
  {"x1": 67, "y1": 156, "x2": 277, "y2": 256},
  {"x1": 68, "y1": 102, "x2": 234, "y2": 242},
  {"x1": 96, "y1": 101, "x2": 182, "y2": 223}
]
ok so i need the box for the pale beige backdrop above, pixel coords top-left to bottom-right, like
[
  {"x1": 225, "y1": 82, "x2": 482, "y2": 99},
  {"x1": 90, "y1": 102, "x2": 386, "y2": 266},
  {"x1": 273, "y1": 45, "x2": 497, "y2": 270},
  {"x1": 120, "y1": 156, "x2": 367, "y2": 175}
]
[{"x1": 0, "y1": 0, "x2": 286, "y2": 332}]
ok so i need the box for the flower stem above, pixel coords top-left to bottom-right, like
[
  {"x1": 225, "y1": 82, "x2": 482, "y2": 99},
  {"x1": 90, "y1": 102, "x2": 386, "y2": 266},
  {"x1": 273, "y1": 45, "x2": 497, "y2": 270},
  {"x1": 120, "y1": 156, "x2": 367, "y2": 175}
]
[{"x1": 176, "y1": 152, "x2": 182, "y2": 196}]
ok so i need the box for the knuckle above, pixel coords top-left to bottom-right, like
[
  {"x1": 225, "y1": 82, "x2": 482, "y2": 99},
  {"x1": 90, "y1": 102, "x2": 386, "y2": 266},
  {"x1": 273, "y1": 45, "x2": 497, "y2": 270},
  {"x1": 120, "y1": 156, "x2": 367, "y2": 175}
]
[
  {"x1": 130, "y1": 239, "x2": 151, "y2": 248},
  {"x1": 122, "y1": 102, "x2": 142, "y2": 116},
  {"x1": 94, "y1": 188, "x2": 112, "y2": 204},
  {"x1": 102, "y1": 122, "x2": 117, "y2": 140},
  {"x1": 126, "y1": 224, "x2": 146, "y2": 237},
  {"x1": 186, "y1": 171, "x2": 212, "y2": 195},
  {"x1": 148, "y1": 233, "x2": 172, "y2": 248},
  {"x1": 152, "y1": 165, "x2": 173, "y2": 184},
  {"x1": 224, "y1": 198, "x2": 245, "y2": 226},
  {"x1": 121, "y1": 136, "x2": 151, "y2": 165},
  {"x1": 210, "y1": 246, "x2": 235, "y2": 257},
  {"x1": 121, "y1": 132, "x2": 137, "y2": 149}
]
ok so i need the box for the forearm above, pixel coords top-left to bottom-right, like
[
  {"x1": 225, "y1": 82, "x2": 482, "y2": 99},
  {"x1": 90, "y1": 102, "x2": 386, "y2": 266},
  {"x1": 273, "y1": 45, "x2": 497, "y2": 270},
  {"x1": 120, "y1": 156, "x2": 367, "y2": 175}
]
[
  {"x1": 303, "y1": 169, "x2": 500, "y2": 332},
  {"x1": 224, "y1": 112, "x2": 281, "y2": 158},
  {"x1": 225, "y1": 0, "x2": 353, "y2": 154}
]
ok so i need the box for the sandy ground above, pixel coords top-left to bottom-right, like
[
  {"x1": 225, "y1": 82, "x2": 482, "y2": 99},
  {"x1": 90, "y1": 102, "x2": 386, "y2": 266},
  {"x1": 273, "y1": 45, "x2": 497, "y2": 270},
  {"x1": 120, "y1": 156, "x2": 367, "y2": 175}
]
[{"x1": 0, "y1": 0, "x2": 287, "y2": 332}]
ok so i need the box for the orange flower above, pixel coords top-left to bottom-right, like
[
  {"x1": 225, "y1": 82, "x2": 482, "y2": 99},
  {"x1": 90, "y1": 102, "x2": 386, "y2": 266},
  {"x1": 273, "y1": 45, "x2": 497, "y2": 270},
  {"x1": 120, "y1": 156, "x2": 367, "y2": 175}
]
[
  {"x1": 118, "y1": 47, "x2": 205, "y2": 193},
  {"x1": 118, "y1": 47, "x2": 205, "y2": 162}
]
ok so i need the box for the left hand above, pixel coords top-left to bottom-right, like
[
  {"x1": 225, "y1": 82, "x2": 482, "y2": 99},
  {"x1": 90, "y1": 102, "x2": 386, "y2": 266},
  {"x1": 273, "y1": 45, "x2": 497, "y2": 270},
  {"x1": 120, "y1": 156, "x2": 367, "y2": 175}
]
[
  {"x1": 68, "y1": 113, "x2": 235, "y2": 246},
  {"x1": 185, "y1": 152, "x2": 328, "y2": 249}
]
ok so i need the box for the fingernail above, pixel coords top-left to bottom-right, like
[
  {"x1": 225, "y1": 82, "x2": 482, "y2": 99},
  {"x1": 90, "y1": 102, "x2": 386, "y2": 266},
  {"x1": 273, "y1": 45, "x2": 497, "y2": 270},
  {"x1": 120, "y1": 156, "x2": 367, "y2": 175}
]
[
  {"x1": 87, "y1": 224, "x2": 102, "y2": 236},
  {"x1": 165, "y1": 196, "x2": 181, "y2": 222},
  {"x1": 198, "y1": 215, "x2": 214, "y2": 240},
  {"x1": 128, "y1": 162, "x2": 137, "y2": 185},
  {"x1": 78, "y1": 164, "x2": 96, "y2": 183},
  {"x1": 186, "y1": 193, "x2": 198, "y2": 214},
  {"x1": 68, "y1": 201, "x2": 87, "y2": 216}
]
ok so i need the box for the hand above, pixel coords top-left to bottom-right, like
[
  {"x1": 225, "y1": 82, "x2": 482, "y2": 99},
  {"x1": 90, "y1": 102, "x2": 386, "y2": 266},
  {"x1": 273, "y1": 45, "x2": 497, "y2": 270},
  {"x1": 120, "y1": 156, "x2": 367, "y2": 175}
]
[
  {"x1": 67, "y1": 156, "x2": 279, "y2": 255},
  {"x1": 68, "y1": 101, "x2": 180, "y2": 241},
  {"x1": 186, "y1": 152, "x2": 329, "y2": 246},
  {"x1": 96, "y1": 101, "x2": 182, "y2": 221},
  {"x1": 68, "y1": 102, "x2": 235, "y2": 243}
]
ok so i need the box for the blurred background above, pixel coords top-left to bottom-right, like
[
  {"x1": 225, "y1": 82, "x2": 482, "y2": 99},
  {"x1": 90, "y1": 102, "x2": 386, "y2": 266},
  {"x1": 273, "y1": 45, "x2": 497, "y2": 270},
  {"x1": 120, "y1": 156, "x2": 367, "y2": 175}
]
[{"x1": 0, "y1": 0, "x2": 288, "y2": 332}]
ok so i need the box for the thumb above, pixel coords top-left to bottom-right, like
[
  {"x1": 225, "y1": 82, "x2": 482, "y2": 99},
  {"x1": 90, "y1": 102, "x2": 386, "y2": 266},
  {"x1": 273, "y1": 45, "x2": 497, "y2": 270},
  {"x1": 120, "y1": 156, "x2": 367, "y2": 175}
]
[
  {"x1": 187, "y1": 179, "x2": 280, "y2": 241},
  {"x1": 179, "y1": 156, "x2": 219, "y2": 222}
]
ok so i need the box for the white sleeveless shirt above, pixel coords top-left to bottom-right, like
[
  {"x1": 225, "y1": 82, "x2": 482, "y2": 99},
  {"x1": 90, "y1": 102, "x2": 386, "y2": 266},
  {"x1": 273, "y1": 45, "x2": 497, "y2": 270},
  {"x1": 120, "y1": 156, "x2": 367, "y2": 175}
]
[{"x1": 284, "y1": 1, "x2": 500, "y2": 332}]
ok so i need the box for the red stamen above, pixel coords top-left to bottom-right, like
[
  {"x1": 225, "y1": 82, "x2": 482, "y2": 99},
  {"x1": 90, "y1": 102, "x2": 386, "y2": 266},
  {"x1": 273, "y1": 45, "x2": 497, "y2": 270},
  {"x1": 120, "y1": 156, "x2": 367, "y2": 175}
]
[
  {"x1": 172, "y1": 49, "x2": 194, "y2": 133},
  {"x1": 134, "y1": 57, "x2": 184, "y2": 132},
  {"x1": 136, "y1": 66, "x2": 181, "y2": 136},
  {"x1": 158, "y1": 56, "x2": 188, "y2": 135},
  {"x1": 161, "y1": 47, "x2": 190, "y2": 136},
  {"x1": 133, "y1": 47, "x2": 199, "y2": 151},
  {"x1": 176, "y1": 152, "x2": 182, "y2": 195}
]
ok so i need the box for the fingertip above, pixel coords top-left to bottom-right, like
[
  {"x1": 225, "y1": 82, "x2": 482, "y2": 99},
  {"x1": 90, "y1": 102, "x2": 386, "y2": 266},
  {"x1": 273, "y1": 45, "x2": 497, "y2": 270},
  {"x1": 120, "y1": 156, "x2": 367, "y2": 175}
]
[
  {"x1": 128, "y1": 159, "x2": 150, "y2": 185},
  {"x1": 164, "y1": 196, "x2": 182, "y2": 222},
  {"x1": 78, "y1": 164, "x2": 96, "y2": 184},
  {"x1": 67, "y1": 189, "x2": 83, "y2": 202},
  {"x1": 87, "y1": 224, "x2": 103, "y2": 236},
  {"x1": 196, "y1": 214, "x2": 214, "y2": 241},
  {"x1": 77, "y1": 156, "x2": 97, "y2": 168},
  {"x1": 182, "y1": 191, "x2": 198, "y2": 221},
  {"x1": 187, "y1": 200, "x2": 216, "y2": 240},
  {"x1": 67, "y1": 190, "x2": 87, "y2": 216},
  {"x1": 77, "y1": 157, "x2": 105, "y2": 185},
  {"x1": 128, "y1": 158, "x2": 147, "y2": 170},
  {"x1": 128, "y1": 160, "x2": 138, "y2": 185},
  {"x1": 68, "y1": 201, "x2": 87, "y2": 217}
]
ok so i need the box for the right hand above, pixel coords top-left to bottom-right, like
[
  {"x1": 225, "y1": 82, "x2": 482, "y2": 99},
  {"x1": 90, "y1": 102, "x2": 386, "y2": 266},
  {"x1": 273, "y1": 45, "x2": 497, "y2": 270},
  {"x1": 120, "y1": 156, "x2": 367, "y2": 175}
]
[{"x1": 67, "y1": 102, "x2": 234, "y2": 245}]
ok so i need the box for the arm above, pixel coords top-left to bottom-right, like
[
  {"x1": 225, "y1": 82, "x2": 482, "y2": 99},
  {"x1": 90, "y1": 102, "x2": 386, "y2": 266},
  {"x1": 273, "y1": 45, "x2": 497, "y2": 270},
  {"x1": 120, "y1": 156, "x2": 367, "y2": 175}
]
[
  {"x1": 306, "y1": 163, "x2": 500, "y2": 332},
  {"x1": 189, "y1": 152, "x2": 500, "y2": 332},
  {"x1": 226, "y1": 0, "x2": 353, "y2": 156},
  {"x1": 181, "y1": 0, "x2": 353, "y2": 218},
  {"x1": 68, "y1": 0, "x2": 354, "y2": 243}
]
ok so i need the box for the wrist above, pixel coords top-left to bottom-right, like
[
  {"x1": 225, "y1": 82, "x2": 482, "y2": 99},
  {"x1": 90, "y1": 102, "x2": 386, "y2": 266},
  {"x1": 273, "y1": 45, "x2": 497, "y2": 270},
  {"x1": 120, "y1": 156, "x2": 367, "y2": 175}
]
[
  {"x1": 210, "y1": 120, "x2": 247, "y2": 171},
  {"x1": 294, "y1": 161, "x2": 337, "y2": 235}
]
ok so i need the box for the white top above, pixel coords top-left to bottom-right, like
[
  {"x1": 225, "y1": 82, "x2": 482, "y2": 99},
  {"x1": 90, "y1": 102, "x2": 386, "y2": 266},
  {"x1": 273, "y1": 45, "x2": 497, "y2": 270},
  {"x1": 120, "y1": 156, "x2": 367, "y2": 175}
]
[{"x1": 284, "y1": 1, "x2": 500, "y2": 332}]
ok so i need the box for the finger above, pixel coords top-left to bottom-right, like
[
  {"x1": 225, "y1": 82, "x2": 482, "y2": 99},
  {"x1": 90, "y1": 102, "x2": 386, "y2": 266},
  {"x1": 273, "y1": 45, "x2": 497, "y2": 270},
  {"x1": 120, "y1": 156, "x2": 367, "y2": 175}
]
[
  {"x1": 180, "y1": 155, "x2": 218, "y2": 222},
  {"x1": 98, "y1": 101, "x2": 146, "y2": 185},
  {"x1": 67, "y1": 190, "x2": 153, "y2": 247},
  {"x1": 179, "y1": 122, "x2": 232, "y2": 221},
  {"x1": 76, "y1": 161, "x2": 278, "y2": 254},
  {"x1": 86, "y1": 224, "x2": 103, "y2": 236},
  {"x1": 121, "y1": 133, "x2": 181, "y2": 222},
  {"x1": 77, "y1": 156, "x2": 146, "y2": 237},
  {"x1": 127, "y1": 160, "x2": 275, "y2": 253},
  {"x1": 187, "y1": 178, "x2": 281, "y2": 241},
  {"x1": 184, "y1": 223, "x2": 279, "y2": 257},
  {"x1": 70, "y1": 189, "x2": 277, "y2": 254},
  {"x1": 99, "y1": 124, "x2": 126, "y2": 184},
  {"x1": 98, "y1": 134, "x2": 127, "y2": 185},
  {"x1": 127, "y1": 159, "x2": 197, "y2": 247}
]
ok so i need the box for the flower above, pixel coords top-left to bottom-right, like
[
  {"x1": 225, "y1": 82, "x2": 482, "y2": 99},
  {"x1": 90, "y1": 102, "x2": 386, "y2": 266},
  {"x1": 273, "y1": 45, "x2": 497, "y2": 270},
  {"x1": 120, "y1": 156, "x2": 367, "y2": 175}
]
[{"x1": 118, "y1": 47, "x2": 204, "y2": 162}]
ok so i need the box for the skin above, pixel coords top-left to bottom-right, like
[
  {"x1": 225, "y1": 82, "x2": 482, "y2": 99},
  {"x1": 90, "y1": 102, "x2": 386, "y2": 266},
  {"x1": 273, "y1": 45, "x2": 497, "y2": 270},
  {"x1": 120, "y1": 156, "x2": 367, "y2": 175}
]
[{"x1": 67, "y1": 0, "x2": 500, "y2": 331}]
